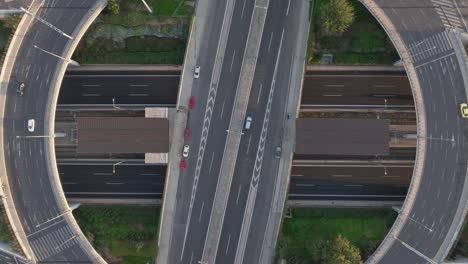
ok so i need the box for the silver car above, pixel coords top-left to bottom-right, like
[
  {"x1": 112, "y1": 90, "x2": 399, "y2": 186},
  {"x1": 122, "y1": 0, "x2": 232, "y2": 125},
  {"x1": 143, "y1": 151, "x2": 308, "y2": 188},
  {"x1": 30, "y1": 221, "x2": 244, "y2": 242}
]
[
  {"x1": 27, "y1": 119, "x2": 35, "y2": 132},
  {"x1": 183, "y1": 145, "x2": 190, "y2": 157},
  {"x1": 194, "y1": 66, "x2": 201, "y2": 79}
]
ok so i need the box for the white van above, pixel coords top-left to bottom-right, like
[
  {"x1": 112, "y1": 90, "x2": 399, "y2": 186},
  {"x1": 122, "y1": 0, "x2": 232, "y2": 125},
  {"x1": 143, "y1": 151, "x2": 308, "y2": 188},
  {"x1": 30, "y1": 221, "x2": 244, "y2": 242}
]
[{"x1": 245, "y1": 117, "x2": 252, "y2": 130}]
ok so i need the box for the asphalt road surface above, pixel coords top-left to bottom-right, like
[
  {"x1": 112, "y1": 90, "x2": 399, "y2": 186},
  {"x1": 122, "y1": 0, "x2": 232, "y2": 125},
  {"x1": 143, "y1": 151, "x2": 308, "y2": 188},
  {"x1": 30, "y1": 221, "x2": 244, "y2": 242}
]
[
  {"x1": 164, "y1": 0, "x2": 256, "y2": 262},
  {"x1": 364, "y1": 0, "x2": 468, "y2": 263},
  {"x1": 59, "y1": 69, "x2": 179, "y2": 105},
  {"x1": 301, "y1": 69, "x2": 413, "y2": 106},
  {"x1": 0, "y1": 251, "x2": 28, "y2": 264},
  {"x1": 56, "y1": 163, "x2": 409, "y2": 202},
  {"x1": 59, "y1": 163, "x2": 166, "y2": 199},
  {"x1": 3, "y1": 1, "x2": 103, "y2": 262},
  {"x1": 58, "y1": 68, "x2": 412, "y2": 107}
]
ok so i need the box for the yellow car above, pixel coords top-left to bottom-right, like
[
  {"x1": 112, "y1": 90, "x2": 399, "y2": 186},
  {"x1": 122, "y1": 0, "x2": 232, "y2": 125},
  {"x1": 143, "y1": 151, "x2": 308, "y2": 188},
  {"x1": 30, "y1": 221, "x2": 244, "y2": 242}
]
[{"x1": 461, "y1": 103, "x2": 468, "y2": 118}]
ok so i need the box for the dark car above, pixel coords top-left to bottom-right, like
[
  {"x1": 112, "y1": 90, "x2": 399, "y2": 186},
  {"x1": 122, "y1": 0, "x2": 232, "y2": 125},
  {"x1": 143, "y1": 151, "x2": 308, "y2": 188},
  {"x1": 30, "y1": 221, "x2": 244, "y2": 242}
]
[
  {"x1": 16, "y1": 83, "x2": 25, "y2": 96},
  {"x1": 275, "y1": 146, "x2": 282, "y2": 159}
]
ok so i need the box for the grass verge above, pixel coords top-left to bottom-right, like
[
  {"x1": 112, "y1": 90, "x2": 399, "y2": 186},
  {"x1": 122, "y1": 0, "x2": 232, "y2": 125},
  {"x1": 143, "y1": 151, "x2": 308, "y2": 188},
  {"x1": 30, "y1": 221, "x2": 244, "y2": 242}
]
[
  {"x1": 449, "y1": 219, "x2": 468, "y2": 259},
  {"x1": 74, "y1": 0, "x2": 191, "y2": 64},
  {"x1": 277, "y1": 208, "x2": 397, "y2": 263},
  {"x1": 308, "y1": 0, "x2": 399, "y2": 65},
  {"x1": 73, "y1": 205, "x2": 160, "y2": 264}
]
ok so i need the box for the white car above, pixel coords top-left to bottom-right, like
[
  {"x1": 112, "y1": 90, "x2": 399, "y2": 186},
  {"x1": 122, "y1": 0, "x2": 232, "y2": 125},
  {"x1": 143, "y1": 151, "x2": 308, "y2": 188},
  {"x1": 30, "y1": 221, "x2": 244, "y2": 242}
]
[
  {"x1": 245, "y1": 116, "x2": 252, "y2": 130},
  {"x1": 27, "y1": 119, "x2": 35, "y2": 132},
  {"x1": 194, "y1": 66, "x2": 200, "y2": 79},
  {"x1": 183, "y1": 145, "x2": 190, "y2": 157}
]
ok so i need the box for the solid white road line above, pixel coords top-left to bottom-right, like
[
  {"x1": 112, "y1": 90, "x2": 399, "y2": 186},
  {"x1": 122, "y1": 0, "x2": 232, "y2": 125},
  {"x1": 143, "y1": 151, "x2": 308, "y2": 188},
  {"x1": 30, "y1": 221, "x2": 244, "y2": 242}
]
[
  {"x1": 267, "y1": 32, "x2": 273, "y2": 52},
  {"x1": 372, "y1": 84, "x2": 396, "y2": 88},
  {"x1": 246, "y1": 134, "x2": 252, "y2": 154},
  {"x1": 226, "y1": 234, "x2": 231, "y2": 254},
  {"x1": 288, "y1": 194, "x2": 405, "y2": 197},
  {"x1": 322, "y1": 94, "x2": 343, "y2": 97},
  {"x1": 209, "y1": 152, "x2": 215, "y2": 174},
  {"x1": 230, "y1": 50, "x2": 236, "y2": 72},
  {"x1": 295, "y1": 184, "x2": 315, "y2": 187},
  {"x1": 236, "y1": 185, "x2": 242, "y2": 205},
  {"x1": 93, "y1": 172, "x2": 112, "y2": 176},
  {"x1": 199, "y1": 202, "x2": 205, "y2": 223},
  {"x1": 257, "y1": 83, "x2": 263, "y2": 104},
  {"x1": 241, "y1": 0, "x2": 247, "y2": 18},
  {"x1": 220, "y1": 100, "x2": 226, "y2": 118}
]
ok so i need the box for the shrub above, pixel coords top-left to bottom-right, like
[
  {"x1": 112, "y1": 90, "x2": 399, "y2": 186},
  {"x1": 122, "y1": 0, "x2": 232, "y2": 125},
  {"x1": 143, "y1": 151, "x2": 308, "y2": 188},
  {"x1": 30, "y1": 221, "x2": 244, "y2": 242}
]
[{"x1": 107, "y1": 0, "x2": 120, "y2": 15}]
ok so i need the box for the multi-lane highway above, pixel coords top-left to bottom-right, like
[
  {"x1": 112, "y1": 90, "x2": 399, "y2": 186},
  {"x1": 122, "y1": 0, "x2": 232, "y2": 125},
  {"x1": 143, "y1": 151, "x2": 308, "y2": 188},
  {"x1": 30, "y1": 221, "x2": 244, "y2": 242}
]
[
  {"x1": 301, "y1": 67, "x2": 413, "y2": 106},
  {"x1": 290, "y1": 161, "x2": 411, "y2": 201},
  {"x1": 361, "y1": 0, "x2": 468, "y2": 263},
  {"x1": 59, "y1": 162, "x2": 166, "y2": 199},
  {"x1": 56, "y1": 161, "x2": 411, "y2": 202},
  {"x1": 160, "y1": 0, "x2": 246, "y2": 261},
  {"x1": 58, "y1": 66, "x2": 412, "y2": 107},
  {"x1": 59, "y1": 68, "x2": 179, "y2": 105},
  {"x1": 2, "y1": 1, "x2": 105, "y2": 262}
]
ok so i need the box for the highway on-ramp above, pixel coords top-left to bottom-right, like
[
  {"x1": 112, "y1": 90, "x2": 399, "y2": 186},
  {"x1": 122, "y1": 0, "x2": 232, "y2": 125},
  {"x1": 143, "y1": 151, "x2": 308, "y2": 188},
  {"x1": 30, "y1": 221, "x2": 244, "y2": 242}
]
[{"x1": 2, "y1": 1, "x2": 105, "y2": 262}]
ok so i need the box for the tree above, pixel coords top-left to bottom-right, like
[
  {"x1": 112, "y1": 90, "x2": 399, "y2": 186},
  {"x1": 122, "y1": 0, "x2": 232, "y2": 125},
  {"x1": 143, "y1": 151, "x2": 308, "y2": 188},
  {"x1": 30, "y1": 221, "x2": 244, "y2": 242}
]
[
  {"x1": 322, "y1": 235, "x2": 362, "y2": 264},
  {"x1": 319, "y1": 0, "x2": 355, "y2": 34},
  {"x1": 106, "y1": 0, "x2": 120, "y2": 15}
]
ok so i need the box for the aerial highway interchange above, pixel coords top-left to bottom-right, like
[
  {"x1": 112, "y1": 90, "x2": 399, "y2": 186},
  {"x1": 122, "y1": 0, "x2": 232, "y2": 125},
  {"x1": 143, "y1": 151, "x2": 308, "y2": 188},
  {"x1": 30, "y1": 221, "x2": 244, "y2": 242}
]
[{"x1": 0, "y1": 0, "x2": 467, "y2": 263}]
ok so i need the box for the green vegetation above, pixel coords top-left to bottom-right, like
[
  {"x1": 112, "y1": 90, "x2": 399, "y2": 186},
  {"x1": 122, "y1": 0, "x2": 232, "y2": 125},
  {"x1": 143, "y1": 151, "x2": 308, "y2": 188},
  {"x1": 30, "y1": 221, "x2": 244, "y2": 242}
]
[
  {"x1": 308, "y1": 0, "x2": 399, "y2": 64},
  {"x1": 74, "y1": 0, "x2": 191, "y2": 64},
  {"x1": 0, "y1": 22, "x2": 11, "y2": 55},
  {"x1": 449, "y1": 219, "x2": 468, "y2": 259},
  {"x1": 107, "y1": 0, "x2": 121, "y2": 15},
  {"x1": 0, "y1": 208, "x2": 14, "y2": 245},
  {"x1": 0, "y1": 206, "x2": 23, "y2": 255},
  {"x1": 319, "y1": 0, "x2": 355, "y2": 34},
  {"x1": 308, "y1": 234, "x2": 362, "y2": 264},
  {"x1": 73, "y1": 205, "x2": 160, "y2": 264},
  {"x1": 277, "y1": 208, "x2": 397, "y2": 263}
]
